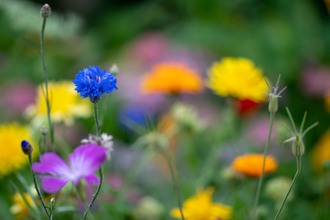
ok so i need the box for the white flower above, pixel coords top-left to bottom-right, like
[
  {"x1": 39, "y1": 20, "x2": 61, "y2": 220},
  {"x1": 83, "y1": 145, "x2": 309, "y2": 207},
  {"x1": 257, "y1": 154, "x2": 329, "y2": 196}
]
[{"x1": 81, "y1": 133, "x2": 113, "y2": 160}]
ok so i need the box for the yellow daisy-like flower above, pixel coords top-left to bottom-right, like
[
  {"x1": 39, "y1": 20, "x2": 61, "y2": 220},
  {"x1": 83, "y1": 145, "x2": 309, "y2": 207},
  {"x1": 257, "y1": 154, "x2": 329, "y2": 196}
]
[
  {"x1": 10, "y1": 189, "x2": 36, "y2": 220},
  {"x1": 141, "y1": 63, "x2": 203, "y2": 94},
  {"x1": 27, "y1": 81, "x2": 92, "y2": 125},
  {"x1": 170, "y1": 187, "x2": 232, "y2": 220},
  {"x1": 311, "y1": 129, "x2": 330, "y2": 173},
  {"x1": 0, "y1": 123, "x2": 37, "y2": 177},
  {"x1": 232, "y1": 153, "x2": 278, "y2": 178},
  {"x1": 208, "y1": 57, "x2": 269, "y2": 102}
]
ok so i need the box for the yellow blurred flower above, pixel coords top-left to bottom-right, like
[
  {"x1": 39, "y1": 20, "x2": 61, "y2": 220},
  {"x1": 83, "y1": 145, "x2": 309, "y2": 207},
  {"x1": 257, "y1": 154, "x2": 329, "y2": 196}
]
[
  {"x1": 27, "y1": 81, "x2": 92, "y2": 125},
  {"x1": 0, "y1": 123, "x2": 38, "y2": 177},
  {"x1": 10, "y1": 189, "x2": 36, "y2": 220},
  {"x1": 170, "y1": 187, "x2": 232, "y2": 220},
  {"x1": 141, "y1": 63, "x2": 203, "y2": 94},
  {"x1": 232, "y1": 153, "x2": 277, "y2": 178},
  {"x1": 312, "y1": 129, "x2": 330, "y2": 173},
  {"x1": 208, "y1": 57, "x2": 269, "y2": 102}
]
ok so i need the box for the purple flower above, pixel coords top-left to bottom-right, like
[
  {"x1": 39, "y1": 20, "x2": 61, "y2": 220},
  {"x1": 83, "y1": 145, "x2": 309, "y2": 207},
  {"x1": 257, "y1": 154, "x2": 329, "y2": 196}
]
[
  {"x1": 73, "y1": 66, "x2": 118, "y2": 102},
  {"x1": 32, "y1": 144, "x2": 106, "y2": 193}
]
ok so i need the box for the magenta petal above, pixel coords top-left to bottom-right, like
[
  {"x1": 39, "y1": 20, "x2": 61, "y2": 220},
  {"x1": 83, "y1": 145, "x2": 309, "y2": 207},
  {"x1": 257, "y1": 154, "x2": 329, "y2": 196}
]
[
  {"x1": 39, "y1": 176, "x2": 69, "y2": 193},
  {"x1": 69, "y1": 144, "x2": 106, "y2": 175},
  {"x1": 84, "y1": 173, "x2": 99, "y2": 185},
  {"x1": 32, "y1": 153, "x2": 71, "y2": 177}
]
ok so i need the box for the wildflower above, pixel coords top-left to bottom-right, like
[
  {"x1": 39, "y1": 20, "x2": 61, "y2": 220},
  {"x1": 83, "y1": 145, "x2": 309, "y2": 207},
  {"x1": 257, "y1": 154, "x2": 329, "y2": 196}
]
[
  {"x1": 231, "y1": 154, "x2": 278, "y2": 178},
  {"x1": 141, "y1": 63, "x2": 203, "y2": 94},
  {"x1": 32, "y1": 144, "x2": 106, "y2": 193},
  {"x1": 312, "y1": 129, "x2": 330, "y2": 173},
  {"x1": 170, "y1": 187, "x2": 232, "y2": 220},
  {"x1": 81, "y1": 133, "x2": 114, "y2": 160},
  {"x1": 26, "y1": 81, "x2": 92, "y2": 126},
  {"x1": 0, "y1": 123, "x2": 37, "y2": 177},
  {"x1": 208, "y1": 57, "x2": 269, "y2": 102},
  {"x1": 10, "y1": 189, "x2": 37, "y2": 220},
  {"x1": 73, "y1": 66, "x2": 118, "y2": 103},
  {"x1": 40, "y1": 4, "x2": 51, "y2": 18}
]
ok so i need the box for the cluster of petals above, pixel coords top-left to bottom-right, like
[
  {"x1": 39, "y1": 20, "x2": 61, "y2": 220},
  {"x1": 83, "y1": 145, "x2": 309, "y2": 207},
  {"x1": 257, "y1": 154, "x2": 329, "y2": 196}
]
[
  {"x1": 140, "y1": 62, "x2": 203, "y2": 94},
  {"x1": 81, "y1": 133, "x2": 113, "y2": 160},
  {"x1": 231, "y1": 153, "x2": 278, "y2": 178},
  {"x1": 32, "y1": 144, "x2": 106, "y2": 193},
  {"x1": 73, "y1": 66, "x2": 118, "y2": 102},
  {"x1": 171, "y1": 187, "x2": 232, "y2": 220},
  {"x1": 208, "y1": 57, "x2": 269, "y2": 102}
]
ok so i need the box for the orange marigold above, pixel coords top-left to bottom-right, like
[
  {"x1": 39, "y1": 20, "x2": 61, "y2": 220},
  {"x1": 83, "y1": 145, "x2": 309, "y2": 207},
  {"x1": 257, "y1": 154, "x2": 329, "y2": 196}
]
[
  {"x1": 140, "y1": 63, "x2": 203, "y2": 94},
  {"x1": 232, "y1": 153, "x2": 278, "y2": 178}
]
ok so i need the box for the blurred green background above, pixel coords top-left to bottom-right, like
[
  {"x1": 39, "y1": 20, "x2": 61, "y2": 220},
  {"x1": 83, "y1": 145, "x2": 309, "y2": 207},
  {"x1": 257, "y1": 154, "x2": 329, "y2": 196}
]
[{"x1": 1, "y1": 0, "x2": 330, "y2": 219}]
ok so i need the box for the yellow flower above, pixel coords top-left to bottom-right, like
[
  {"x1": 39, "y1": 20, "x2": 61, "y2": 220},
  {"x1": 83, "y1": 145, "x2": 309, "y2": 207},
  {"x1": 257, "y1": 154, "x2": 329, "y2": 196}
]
[
  {"x1": 141, "y1": 63, "x2": 203, "y2": 94},
  {"x1": 0, "y1": 123, "x2": 37, "y2": 177},
  {"x1": 208, "y1": 57, "x2": 269, "y2": 102},
  {"x1": 27, "y1": 81, "x2": 92, "y2": 125},
  {"x1": 311, "y1": 129, "x2": 330, "y2": 173},
  {"x1": 170, "y1": 187, "x2": 232, "y2": 220},
  {"x1": 232, "y1": 153, "x2": 277, "y2": 178},
  {"x1": 10, "y1": 189, "x2": 36, "y2": 220}
]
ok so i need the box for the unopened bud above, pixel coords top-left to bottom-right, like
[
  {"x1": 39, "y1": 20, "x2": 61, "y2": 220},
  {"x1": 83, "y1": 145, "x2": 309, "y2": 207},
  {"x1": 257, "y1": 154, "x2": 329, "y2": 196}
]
[
  {"x1": 268, "y1": 94, "x2": 278, "y2": 113},
  {"x1": 110, "y1": 64, "x2": 119, "y2": 76},
  {"x1": 292, "y1": 137, "x2": 305, "y2": 158},
  {"x1": 40, "y1": 4, "x2": 51, "y2": 18},
  {"x1": 21, "y1": 140, "x2": 33, "y2": 155},
  {"x1": 40, "y1": 126, "x2": 48, "y2": 135}
]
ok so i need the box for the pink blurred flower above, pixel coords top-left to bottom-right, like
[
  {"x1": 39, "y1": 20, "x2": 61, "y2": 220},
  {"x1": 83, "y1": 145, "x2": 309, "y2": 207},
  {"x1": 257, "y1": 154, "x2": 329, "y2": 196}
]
[
  {"x1": 245, "y1": 116, "x2": 277, "y2": 146},
  {"x1": 32, "y1": 144, "x2": 106, "y2": 193},
  {"x1": 0, "y1": 81, "x2": 35, "y2": 114},
  {"x1": 301, "y1": 65, "x2": 330, "y2": 98}
]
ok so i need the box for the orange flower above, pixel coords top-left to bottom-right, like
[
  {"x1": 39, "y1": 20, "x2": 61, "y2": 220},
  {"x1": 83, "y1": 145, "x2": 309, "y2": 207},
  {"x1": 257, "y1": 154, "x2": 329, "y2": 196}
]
[
  {"x1": 231, "y1": 153, "x2": 278, "y2": 178},
  {"x1": 140, "y1": 63, "x2": 203, "y2": 94}
]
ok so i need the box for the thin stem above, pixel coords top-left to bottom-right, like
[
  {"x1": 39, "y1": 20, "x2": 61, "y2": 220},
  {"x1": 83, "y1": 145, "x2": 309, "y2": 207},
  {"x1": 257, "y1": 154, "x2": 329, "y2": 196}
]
[
  {"x1": 81, "y1": 168, "x2": 103, "y2": 220},
  {"x1": 41, "y1": 17, "x2": 55, "y2": 151},
  {"x1": 81, "y1": 102, "x2": 103, "y2": 220},
  {"x1": 252, "y1": 112, "x2": 275, "y2": 220},
  {"x1": 93, "y1": 102, "x2": 101, "y2": 136},
  {"x1": 28, "y1": 154, "x2": 51, "y2": 219},
  {"x1": 274, "y1": 156, "x2": 301, "y2": 220},
  {"x1": 164, "y1": 150, "x2": 185, "y2": 220}
]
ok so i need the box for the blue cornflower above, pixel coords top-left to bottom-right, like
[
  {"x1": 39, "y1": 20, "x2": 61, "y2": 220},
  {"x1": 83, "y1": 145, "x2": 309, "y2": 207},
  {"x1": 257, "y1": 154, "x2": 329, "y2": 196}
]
[{"x1": 73, "y1": 66, "x2": 118, "y2": 102}]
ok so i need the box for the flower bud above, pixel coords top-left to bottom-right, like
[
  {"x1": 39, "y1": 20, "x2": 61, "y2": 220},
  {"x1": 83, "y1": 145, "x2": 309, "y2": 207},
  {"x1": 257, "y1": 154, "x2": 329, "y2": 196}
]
[
  {"x1": 110, "y1": 64, "x2": 119, "y2": 76},
  {"x1": 292, "y1": 136, "x2": 305, "y2": 158},
  {"x1": 40, "y1": 4, "x2": 51, "y2": 18},
  {"x1": 145, "y1": 132, "x2": 168, "y2": 152},
  {"x1": 268, "y1": 94, "x2": 278, "y2": 113},
  {"x1": 21, "y1": 140, "x2": 33, "y2": 155},
  {"x1": 40, "y1": 126, "x2": 48, "y2": 135}
]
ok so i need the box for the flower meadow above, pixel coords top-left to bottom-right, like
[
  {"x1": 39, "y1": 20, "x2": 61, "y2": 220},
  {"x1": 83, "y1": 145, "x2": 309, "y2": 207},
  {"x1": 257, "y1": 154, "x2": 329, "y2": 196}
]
[{"x1": 2, "y1": 1, "x2": 330, "y2": 220}]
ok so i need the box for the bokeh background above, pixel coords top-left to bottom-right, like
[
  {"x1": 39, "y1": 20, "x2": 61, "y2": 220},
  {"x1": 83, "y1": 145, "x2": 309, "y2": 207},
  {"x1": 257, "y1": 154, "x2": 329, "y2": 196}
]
[{"x1": 1, "y1": 0, "x2": 330, "y2": 219}]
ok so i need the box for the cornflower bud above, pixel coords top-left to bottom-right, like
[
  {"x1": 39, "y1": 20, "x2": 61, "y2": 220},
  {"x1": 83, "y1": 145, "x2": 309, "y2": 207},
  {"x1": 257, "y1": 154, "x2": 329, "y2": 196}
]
[
  {"x1": 40, "y1": 4, "x2": 51, "y2": 18},
  {"x1": 110, "y1": 64, "x2": 119, "y2": 76},
  {"x1": 21, "y1": 140, "x2": 33, "y2": 155},
  {"x1": 40, "y1": 126, "x2": 48, "y2": 135}
]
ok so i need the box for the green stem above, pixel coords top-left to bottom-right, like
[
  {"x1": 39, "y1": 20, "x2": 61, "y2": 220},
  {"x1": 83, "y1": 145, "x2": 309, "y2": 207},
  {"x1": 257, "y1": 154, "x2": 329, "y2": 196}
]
[
  {"x1": 81, "y1": 102, "x2": 103, "y2": 220},
  {"x1": 81, "y1": 167, "x2": 103, "y2": 220},
  {"x1": 41, "y1": 17, "x2": 55, "y2": 151},
  {"x1": 274, "y1": 156, "x2": 301, "y2": 220},
  {"x1": 28, "y1": 154, "x2": 51, "y2": 219},
  {"x1": 164, "y1": 150, "x2": 185, "y2": 220},
  {"x1": 93, "y1": 102, "x2": 101, "y2": 136},
  {"x1": 252, "y1": 112, "x2": 275, "y2": 219}
]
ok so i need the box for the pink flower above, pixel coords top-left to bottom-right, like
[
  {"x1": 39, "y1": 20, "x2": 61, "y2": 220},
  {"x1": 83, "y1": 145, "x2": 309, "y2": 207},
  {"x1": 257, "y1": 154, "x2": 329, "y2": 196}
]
[{"x1": 32, "y1": 144, "x2": 106, "y2": 193}]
